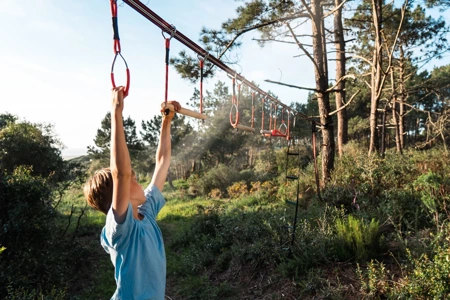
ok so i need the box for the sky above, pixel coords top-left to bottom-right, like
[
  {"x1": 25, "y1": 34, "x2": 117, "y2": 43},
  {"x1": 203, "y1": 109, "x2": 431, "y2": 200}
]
[{"x1": 1, "y1": 0, "x2": 449, "y2": 158}]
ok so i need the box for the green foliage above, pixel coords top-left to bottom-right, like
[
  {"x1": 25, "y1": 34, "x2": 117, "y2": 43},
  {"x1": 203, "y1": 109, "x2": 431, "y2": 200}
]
[
  {"x1": 358, "y1": 246, "x2": 450, "y2": 299},
  {"x1": 0, "y1": 116, "x2": 89, "y2": 297},
  {"x1": 0, "y1": 167, "x2": 88, "y2": 296},
  {"x1": 413, "y1": 171, "x2": 450, "y2": 229},
  {"x1": 0, "y1": 120, "x2": 63, "y2": 179},
  {"x1": 87, "y1": 112, "x2": 144, "y2": 161},
  {"x1": 0, "y1": 113, "x2": 18, "y2": 130},
  {"x1": 187, "y1": 164, "x2": 240, "y2": 196},
  {"x1": 254, "y1": 148, "x2": 278, "y2": 177},
  {"x1": 335, "y1": 215, "x2": 381, "y2": 262},
  {"x1": 168, "y1": 205, "x2": 279, "y2": 277},
  {"x1": 5, "y1": 285, "x2": 67, "y2": 300},
  {"x1": 399, "y1": 247, "x2": 450, "y2": 298}
]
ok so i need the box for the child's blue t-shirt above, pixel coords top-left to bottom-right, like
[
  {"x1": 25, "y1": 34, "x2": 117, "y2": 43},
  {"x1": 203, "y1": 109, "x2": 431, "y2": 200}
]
[{"x1": 100, "y1": 184, "x2": 166, "y2": 300}]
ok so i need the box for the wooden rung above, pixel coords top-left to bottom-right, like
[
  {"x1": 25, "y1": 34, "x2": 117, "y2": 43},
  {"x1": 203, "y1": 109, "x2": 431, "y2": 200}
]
[
  {"x1": 286, "y1": 175, "x2": 298, "y2": 180},
  {"x1": 287, "y1": 152, "x2": 299, "y2": 156},
  {"x1": 260, "y1": 129, "x2": 272, "y2": 135},
  {"x1": 161, "y1": 103, "x2": 207, "y2": 120},
  {"x1": 234, "y1": 124, "x2": 255, "y2": 132},
  {"x1": 285, "y1": 200, "x2": 297, "y2": 206}
]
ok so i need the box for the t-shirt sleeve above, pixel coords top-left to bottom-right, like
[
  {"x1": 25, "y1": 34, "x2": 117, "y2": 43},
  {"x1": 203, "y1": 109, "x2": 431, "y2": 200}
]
[
  {"x1": 139, "y1": 184, "x2": 166, "y2": 219},
  {"x1": 102, "y1": 202, "x2": 134, "y2": 249}
]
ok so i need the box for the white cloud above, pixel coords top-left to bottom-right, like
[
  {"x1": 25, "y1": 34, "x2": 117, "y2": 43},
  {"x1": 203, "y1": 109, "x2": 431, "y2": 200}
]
[{"x1": 0, "y1": 0, "x2": 26, "y2": 17}]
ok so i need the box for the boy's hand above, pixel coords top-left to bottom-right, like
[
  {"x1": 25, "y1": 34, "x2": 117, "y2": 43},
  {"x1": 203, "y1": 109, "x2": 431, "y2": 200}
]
[
  {"x1": 163, "y1": 100, "x2": 181, "y2": 121},
  {"x1": 112, "y1": 86, "x2": 126, "y2": 112}
]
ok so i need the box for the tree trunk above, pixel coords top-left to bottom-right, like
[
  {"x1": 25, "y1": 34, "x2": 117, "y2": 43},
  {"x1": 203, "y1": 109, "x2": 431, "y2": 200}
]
[
  {"x1": 398, "y1": 46, "x2": 406, "y2": 150},
  {"x1": 334, "y1": 0, "x2": 348, "y2": 157},
  {"x1": 368, "y1": 0, "x2": 383, "y2": 155},
  {"x1": 380, "y1": 107, "x2": 386, "y2": 157},
  {"x1": 311, "y1": 0, "x2": 335, "y2": 184},
  {"x1": 391, "y1": 67, "x2": 403, "y2": 154}
]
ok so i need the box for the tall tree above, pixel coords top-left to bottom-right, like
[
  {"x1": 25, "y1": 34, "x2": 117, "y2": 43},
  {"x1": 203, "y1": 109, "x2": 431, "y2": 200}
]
[
  {"x1": 334, "y1": 0, "x2": 349, "y2": 157},
  {"x1": 347, "y1": 0, "x2": 408, "y2": 155},
  {"x1": 347, "y1": 0, "x2": 449, "y2": 154},
  {"x1": 87, "y1": 112, "x2": 144, "y2": 161}
]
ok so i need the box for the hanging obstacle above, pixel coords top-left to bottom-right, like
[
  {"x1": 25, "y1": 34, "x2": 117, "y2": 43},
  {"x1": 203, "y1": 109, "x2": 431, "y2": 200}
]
[
  {"x1": 270, "y1": 107, "x2": 289, "y2": 138},
  {"x1": 160, "y1": 27, "x2": 207, "y2": 120},
  {"x1": 230, "y1": 77, "x2": 255, "y2": 132},
  {"x1": 260, "y1": 101, "x2": 273, "y2": 137},
  {"x1": 110, "y1": 0, "x2": 130, "y2": 96},
  {"x1": 260, "y1": 102, "x2": 291, "y2": 139}
]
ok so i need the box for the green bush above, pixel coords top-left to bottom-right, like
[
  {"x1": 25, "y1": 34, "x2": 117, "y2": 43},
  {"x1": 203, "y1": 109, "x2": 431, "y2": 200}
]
[
  {"x1": 398, "y1": 247, "x2": 450, "y2": 298},
  {"x1": 0, "y1": 167, "x2": 89, "y2": 296},
  {"x1": 187, "y1": 164, "x2": 240, "y2": 197},
  {"x1": 335, "y1": 215, "x2": 381, "y2": 262},
  {"x1": 358, "y1": 246, "x2": 450, "y2": 299},
  {"x1": 168, "y1": 206, "x2": 279, "y2": 276},
  {"x1": 413, "y1": 171, "x2": 450, "y2": 229}
]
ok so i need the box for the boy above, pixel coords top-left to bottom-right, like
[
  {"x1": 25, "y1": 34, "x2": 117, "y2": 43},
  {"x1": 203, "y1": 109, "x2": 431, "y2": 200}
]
[{"x1": 84, "y1": 86, "x2": 180, "y2": 299}]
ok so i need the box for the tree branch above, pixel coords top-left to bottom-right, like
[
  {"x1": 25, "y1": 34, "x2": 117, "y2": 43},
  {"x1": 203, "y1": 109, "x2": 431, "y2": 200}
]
[
  {"x1": 329, "y1": 90, "x2": 360, "y2": 116},
  {"x1": 252, "y1": 38, "x2": 297, "y2": 44},
  {"x1": 323, "y1": 0, "x2": 351, "y2": 19},
  {"x1": 217, "y1": 14, "x2": 309, "y2": 61},
  {"x1": 285, "y1": 22, "x2": 320, "y2": 72},
  {"x1": 325, "y1": 74, "x2": 356, "y2": 93},
  {"x1": 348, "y1": 55, "x2": 374, "y2": 67},
  {"x1": 264, "y1": 79, "x2": 319, "y2": 92}
]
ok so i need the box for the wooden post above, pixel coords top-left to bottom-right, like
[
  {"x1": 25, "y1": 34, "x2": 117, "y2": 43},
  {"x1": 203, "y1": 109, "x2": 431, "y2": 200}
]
[{"x1": 161, "y1": 102, "x2": 207, "y2": 120}]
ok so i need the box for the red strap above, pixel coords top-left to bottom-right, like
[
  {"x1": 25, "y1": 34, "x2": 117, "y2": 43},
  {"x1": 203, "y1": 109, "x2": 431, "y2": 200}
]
[
  {"x1": 286, "y1": 110, "x2": 291, "y2": 140},
  {"x1": 251, "y1": 92, "x2": 255, "y2": 129},
  {"x1": 230, "y1": 78, "x2": 239, "y2": 127},
  {"x1": 110, "y1": 0, "x2": 130, "y2": 97},
  {"x1": 164, "y1": 38, "x2": 170, "y2": 104},
  {"x1": 261, "y1": 98, "x2": 265, "y2": 132}
]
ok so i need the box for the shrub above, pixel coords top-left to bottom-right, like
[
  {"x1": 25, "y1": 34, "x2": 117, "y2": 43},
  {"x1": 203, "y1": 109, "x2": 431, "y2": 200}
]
[
  {"x1": 398, "y1": 247, "x2": 450, "y2": 298},
  {"x1": 227, "y1": 181, "x2": 249, "y2": 198},
  {"x1": 358, "y1": 246, "x2": 450, "y2": 299},
  {"x1": 208, "y1": 188, "x2": 222, "y2": 199},
  {"x1": 188, "y1": 164, "x2": 240, "y2": 197},
  {"x1": 335, "y1": 215, "x2": 381, "y2": 262},
  {"x1": 0, "y1": 167, "x2": 88, "y2": 296},
  {"x1": 412, "y1": 171, "x2": 450, "y2": 229}
]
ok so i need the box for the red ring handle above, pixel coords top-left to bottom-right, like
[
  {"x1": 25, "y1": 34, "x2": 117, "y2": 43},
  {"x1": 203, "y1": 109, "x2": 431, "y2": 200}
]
[{"x1": 230, "y1": 104, "x2": 240, "y2": 127}]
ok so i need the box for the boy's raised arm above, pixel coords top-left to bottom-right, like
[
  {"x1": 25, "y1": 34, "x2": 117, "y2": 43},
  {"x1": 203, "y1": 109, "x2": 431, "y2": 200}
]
[
  {"x1": 110, "y1": 86, "x2": 132, "y2": 223},
  {"x1": 151, "y1": 101, "x2": 181, "y2": 192}
]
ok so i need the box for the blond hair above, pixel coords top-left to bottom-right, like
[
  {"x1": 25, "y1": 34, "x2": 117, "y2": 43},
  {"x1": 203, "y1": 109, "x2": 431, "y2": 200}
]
[{"x1": 84, "y1": 168, "x2": 113, "y2": 215}]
